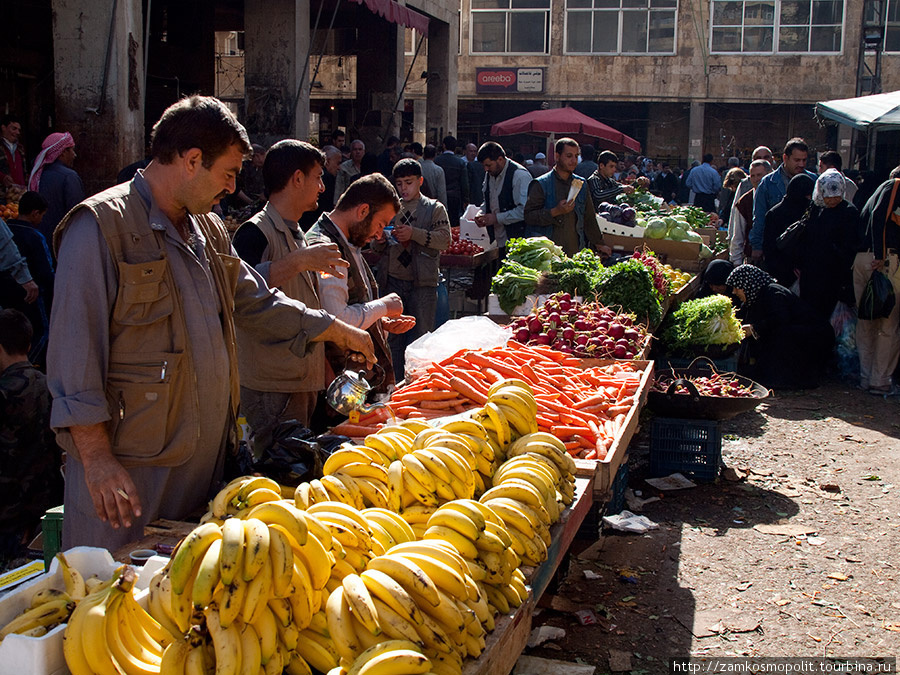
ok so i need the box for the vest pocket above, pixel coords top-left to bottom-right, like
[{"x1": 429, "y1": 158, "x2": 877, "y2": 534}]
[
  {"x1": 106, "y1": 351, "x2": 181, "y2": 460},
  {"x1": 115, "y1": 259, "x2": 173, "y2": 326}
]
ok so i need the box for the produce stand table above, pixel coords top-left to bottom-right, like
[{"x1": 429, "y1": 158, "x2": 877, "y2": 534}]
[
  {"x1": 441, "y1": 248, "x2": 499, "y2": 314},
  {"x1": 112, "y1": 519, "x2": 197, "y2": 563}
]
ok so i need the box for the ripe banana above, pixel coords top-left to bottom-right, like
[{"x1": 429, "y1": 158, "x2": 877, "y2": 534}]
[
  {"x1": 55, "y1": 553, "x2": 86, "y2": 601},
  {"x1": 365, "y1": 556, "x2": 441, "y2": 609}
]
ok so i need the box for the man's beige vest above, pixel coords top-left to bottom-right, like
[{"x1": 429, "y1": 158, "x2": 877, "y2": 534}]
[
  {"x1": 53, "y1": 181, "x2": 240, "y2": 468},
  {"x1": 234, "y1": 204, "x2": 325, "y2": 392}
]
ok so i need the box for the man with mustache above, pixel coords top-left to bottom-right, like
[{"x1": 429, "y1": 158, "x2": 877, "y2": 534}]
[
  {"x1": 47, "y1": 95, "x2": 375, "y2": 549},
  {"x1": 307, "y1": 173, "x2": 414, "y2": 393}
]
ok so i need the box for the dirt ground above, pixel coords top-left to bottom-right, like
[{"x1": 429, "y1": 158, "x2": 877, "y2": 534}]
[{"x1": 526, "y1": 377, "x2": 900, "y2": 673}]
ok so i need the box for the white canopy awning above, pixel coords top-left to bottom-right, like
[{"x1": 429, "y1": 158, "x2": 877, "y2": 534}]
[{"x1": 816, "y1": 90, "x2": 900, "y2": 131}]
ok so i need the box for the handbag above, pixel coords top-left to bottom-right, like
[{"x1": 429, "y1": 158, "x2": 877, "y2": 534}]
[
  {"x1": 776, "y1": 208, "x2": 810, "y2": 252},
  {"x1": 859, "y1": 188, "x2": 897, "y2": 320}
]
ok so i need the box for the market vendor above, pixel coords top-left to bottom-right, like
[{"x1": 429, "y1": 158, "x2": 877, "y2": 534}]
[
  {"x1": 726, "y1": 264, "x2": 833, "y2": 390},
  {"x1": 524, "y1": 137, "x2": 610, "y2": 257},
  {"x1": 586, "y1": 150, "x2": 635, "y2": 206},
  {"x1": 48, "y1": 96, "x2": 376, "y2": 550}
]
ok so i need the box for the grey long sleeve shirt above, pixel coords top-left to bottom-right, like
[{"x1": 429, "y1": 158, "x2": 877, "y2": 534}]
[{"x1": 48, "y1": 172, "x2": 333, "y2": 439}]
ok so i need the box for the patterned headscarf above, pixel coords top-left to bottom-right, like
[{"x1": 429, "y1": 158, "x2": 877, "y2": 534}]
[
  {"x1": 812, "y1": 168, "x2": 845, "y2": 207},
  {"x1": 726, "y1": 264, "x2": 773, "y2": 307},
  {"x1": 28, "y1": 132, "x2": 75, "y2": 191}
]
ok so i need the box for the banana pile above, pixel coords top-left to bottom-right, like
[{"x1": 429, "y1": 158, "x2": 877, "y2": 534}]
[
  {"x1": 326, "y1": 539, "x2": 491, "y2": 675},
  {"x1": 0, "y1": 553, "x2": 91, "y2": 642},
  {"x1": 64, "y1": 566, "x2": 175, "y2": 675},
  {"x1": 57, "y1": 376, "x2": 580, "y2": 675}
]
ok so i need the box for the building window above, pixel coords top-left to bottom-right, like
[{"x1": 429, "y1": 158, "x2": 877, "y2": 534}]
[
  {"x1": 883, "y1": 0, "x2": 900, "y2": 52},
  {"x1": 565, "y1": 0, "x2": 676, "y2": 54},
  {"x1": 471, "y1": 0, "x2": 551, "y2": 53},
  {"x1": 710, "y1": 0, "x2": 844, "y2": 53}
]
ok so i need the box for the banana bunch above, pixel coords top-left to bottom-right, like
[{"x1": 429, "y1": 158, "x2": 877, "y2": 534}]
[
  {"x1": 205, "y1": 475, "x2": 285, "y2": 521},
  {"x1": 307, "y1": 444, "x2": 392, "y2": 510},
  {"x1": 305, "y1": 501, "x2": 376, "y2": 574},
  {"x1": 64, "y1": 566, "x2": 176, "y2": 675},
  {"x1": 361, "y1": 507, "x2": 417, "y2": 554},
  {"x1": 422, "y1": 501, "x2": 526, "y2": 617},
  {"x1": 471, "y1": 379, "x2": 539, "y2": 451},
  {"x1": 506, "y1": 431, "x2": 577, "y2": 504},
  {"x1": 323, "y1": 541, "x2": 490, "y2": 675},
  {"x1": 0, "y1": 552, "x2": 94, "y2": 642},
  {"x1": 326, "y1": 639, "x2": 432, "y2": 675}
]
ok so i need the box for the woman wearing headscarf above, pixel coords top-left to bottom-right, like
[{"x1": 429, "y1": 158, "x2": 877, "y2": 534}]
[
  {"x1": 790, "y1": 169, "x2": 858, "y2": 321},
  {"x1": 762, "y1": 173, "x2": 815, "y2": 287},
  {"x1": 726, "y1": 264, "x2": 834, "y2": 389},
  {"x1": 695, "y1": 258, "x2": 734, "y2": 298}
]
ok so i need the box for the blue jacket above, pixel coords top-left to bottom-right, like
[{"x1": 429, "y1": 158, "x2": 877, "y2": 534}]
[
  {"x1": 534, "y1": 170, "x2": 589, "y2": 249},
  {"x1": 750, "y1": 167, "x2": 816, "y2": 251}
]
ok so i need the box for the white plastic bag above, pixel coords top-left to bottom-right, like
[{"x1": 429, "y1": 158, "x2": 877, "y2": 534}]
[{"x1": 404, "y1": 316, "x2": 510, "y2": 381}]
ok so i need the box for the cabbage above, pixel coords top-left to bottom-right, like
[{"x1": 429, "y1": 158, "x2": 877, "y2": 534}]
[
  {"x1": 667, "y1": 226, "x2": 688, "y2": 241},
  {"x1": 683, "y1": 230, "x2": 703, "y2": 244},
  {"x1": 699, "y1": 244, "x2": 714, "y2": 259},
  {"x1": 645, "y1": 218, "x2": 667, "y2": 239},
  {"x1": 661, "y1": 296, "x2": 744, "y2": 350}
]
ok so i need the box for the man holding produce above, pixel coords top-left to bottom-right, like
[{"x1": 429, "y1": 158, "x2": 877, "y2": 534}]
[{"x1": 524, "y1": 138, "x2": 609, "y2": 257}]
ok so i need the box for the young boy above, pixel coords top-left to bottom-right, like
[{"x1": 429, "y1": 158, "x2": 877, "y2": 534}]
[
  {"x1": 373, "y1": 158, "x2": 451, "y2": 380},
  {"x1": 0, "y1": 309, "x2": 63, "y2": 565}
]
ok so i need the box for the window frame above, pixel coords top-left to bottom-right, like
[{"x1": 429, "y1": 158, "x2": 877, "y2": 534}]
[
  {"x1": 469, "y1": 0, "x2": 553, "y2": 55},
  {"x1": 708, "y1": 0, "x2": 845, "y2": 55},
  {"x1": 562, "y1": 0, "x2": 679, "y2": 55},
  {"x1": 882, "y1": 0, "x2": 900, "y2": 53}
]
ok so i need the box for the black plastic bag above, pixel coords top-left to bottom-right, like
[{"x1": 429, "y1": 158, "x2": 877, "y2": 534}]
[
  {"x1": 858, "y1": 269, "x2": 895, "y2": 320},
  {"x1": 253, "y1": 420, "x2": 326, "y2": 486}
]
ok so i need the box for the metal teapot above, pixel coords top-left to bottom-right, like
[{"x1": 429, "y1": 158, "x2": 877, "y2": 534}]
[{"x1": 325, "y1": 360, "x2": 391, "y2": 422}]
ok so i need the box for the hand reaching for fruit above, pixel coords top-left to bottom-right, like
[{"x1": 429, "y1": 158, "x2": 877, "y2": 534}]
[{"x1": 382, "y1": 315, "x2": 416, "y2": 334}]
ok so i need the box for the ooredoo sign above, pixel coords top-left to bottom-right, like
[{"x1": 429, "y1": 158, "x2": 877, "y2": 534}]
[{"x1": 475, "y1": 68, "x2": 544, "y2": 94}]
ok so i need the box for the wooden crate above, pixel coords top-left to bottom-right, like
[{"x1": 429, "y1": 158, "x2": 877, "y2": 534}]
[{"x1": 571, "y1": 360, "x2": 655, "y2": 500}]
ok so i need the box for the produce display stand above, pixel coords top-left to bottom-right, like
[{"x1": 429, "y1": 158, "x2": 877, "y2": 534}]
[
  {"x1": 112, "y1": 519, "x2": 197, "y2": 563},
  {"x1": 441, "y1": 248, "x2": 500, "y2": 314}
]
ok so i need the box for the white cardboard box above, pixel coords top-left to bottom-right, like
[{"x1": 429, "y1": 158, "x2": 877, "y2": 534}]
[
  {"x1": 0, "y1": 547, "x2": 164, "y2": 675},
  {"x1": 459, "y1": 205, "x2": 499, "y2": 251}
]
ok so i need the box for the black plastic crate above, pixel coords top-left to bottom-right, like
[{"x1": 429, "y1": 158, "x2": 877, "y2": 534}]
[{"x1": 650, "y1": 417, "x2": 721, "y2": 482}]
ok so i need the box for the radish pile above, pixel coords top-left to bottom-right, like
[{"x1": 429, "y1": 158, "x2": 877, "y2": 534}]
[
  {"x1": 509, "y1": 293, "x2": 649, "y2": 359},
  {"x1": 447, "y1": 227, "x2": 485, "y2": 255}
]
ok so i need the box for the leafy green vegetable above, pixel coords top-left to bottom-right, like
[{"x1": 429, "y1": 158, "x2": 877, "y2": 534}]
[
  {"x1": 596, "y1": 258, "x2": 662, "y2": 326},
  {"x1": 660, "y1": 295, "x2": 743, "y2": 351},
  {"x1": 547, "y1": 248, "x2": 608, "y2": 297},
  {"x1": 491, "y1": 261, "x2": 541, "y2": 314},
  {"x1": 505, "y1": 237, "x2": 565, "y2": 271}
]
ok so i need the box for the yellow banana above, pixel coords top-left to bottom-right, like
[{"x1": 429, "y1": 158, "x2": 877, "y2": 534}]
[
  {"x1": 285, "y1": 652, "x2": 313, "y2": 675},
  {"x1": 365, "y1": 555, "x2": 441, "y2": 608},
  {"x1": 385, "y1": 542, "x2": 469, "y2": 584},
  {"x1": 402, "y1": 469, "x2": 439, "y2": 507},
  {"x1": 359, "y1": 568, "x2": 424, "y2": 626},
  {"x1": 362, "y1": 508, "x2": 416, "y2": 543},
  {"x1": 303, "y1": 511, "x2": 335, "y2": 550},
  {"x1": 2, "y1": 595, "x2": 74, "y2": 640},
  {"x1": 294, "y1": 481, "x2": 313, "y2": 509},
  {"x1": 483, "y1": 583, "x2": 511, "y2": 615},
  {"x1": 55, "y1": 553, "x2": 86, "y2": 601},
  {"x1": 427, "y1": 508, "x2": 482, "y2": 542},
  {"x1": 205, "y1": 605, "x2": 241, "y2": 675},
  {"x1": 319, "y1": 474, "x2": 360, "y2": 508},
  {"x1": 246, "y1": 500, "x2": 309, "y2": 548},
  {"x1": 437, "y1": 418, "x2": 488, "y2": 440},
  {"x1": 399, "y1": 503, "x2": 437, "y2": 524},
  {"x1": 349, "y1": 646, "x2": 430, "y2": 675},
  {"x1": 294, "y1": 530, "x2": 333, "y2": 591},
  {"x1": 480, "y1": 484, "x2": 550, "y2": 522},
  {"x1": 218, "y1": 517, "x2": 244, "y2": 586},
  {"x1": 387, "y1": 460, "x2": 404, "y2": 512},
  {"x1": 389, "y1": 551, "x2": 468, "y2": 603},
  {"x1": 400, "y1": 453, "x2": 437, "y2": 493},
  {"x1": 341, "y1": 574, "x2": 381, "y2": 636},
  {"x1": 218, "y1": 575, "x2": 246, "y2": 628},
  {"x1": 325, "y1": 586, "x2": 362, "y2": 662},
  {"x1": 168, "y1": 522, "x2": 223, "y2": 595},
  {"x1": 367, "y1": 596, "x2": 424, "y2": 646},
  {"x1": 239, "y1": 517, "x2": 271, "y2": 583},
  {"x1": 481, "y1": 402, "x2": 510, "y2": 447},
  {"x1": 422, "y1": 525, "x2": 479, "y2": 560},
  {"x1": 323, "y1": 447, "x2": 383, "y2": 475},
  {"x1": 295, "y1": 627, "x2": 340, "y2": 673},
  {"x1": 347, "y1": 475, "x2": 389, "y2": 509},
  {"x1": 240, "y1": 555, "x2": 273, "y2": 624},
  {"x1": 266, "y1": 524, "x2": 294, "y2": 598},
  {"x1": 425, "y1": 446, "x2": 475, "y2": 496},
  {"x1": 250, "y1": 604, "x2": 277, "y2": 665},
  {"x1": 190, "y1": 537, "x2": 222, "y2": 610},
  {"x1": 336, "y1": 462, "x2": 390, "y2": 484},
  {"x1": 287, "y1": 562, "x2": 314, "y2": 630}
]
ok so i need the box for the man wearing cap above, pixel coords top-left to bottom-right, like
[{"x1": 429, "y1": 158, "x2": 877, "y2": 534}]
[
  {"x1": 528, "y1": 152, "x2": 549, "y2": 178},
  {"x1": 28, "y1": 132, "x2": 85, "y2": 242}
]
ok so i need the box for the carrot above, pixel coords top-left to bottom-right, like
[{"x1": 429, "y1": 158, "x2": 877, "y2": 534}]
[
  {"x1": 392, "y1": 390, "x2": 459, "y2": 402},
  {"x1": 563, "y1": 440, "x2": 581, "y2": 451},
  {"x1": 430, "y1": 361, "x2": 454, "y2": 379},
  {"x1": 448, "y1": 376, "x2": 489, "y2": 405},
  {"x1": 551, "y1": 425, "x2": 594, "y2": 438},
  {"x1": 607, "y1": 404, "x2": 632, "y2": 416},
  {"x1": 330, "y1": 422, "x2": 380, "y2": 437},
  {"x1": 419, "y1": 398, "x2": 464, "y2": 410},
  {"x1": 583, "y1": 449, "x2": 599, "y2": 460},
  {"x1": 573, "y1": 392, "x2": 609, "y2": 409},
  {"x1": 451, "y1": 370, "x2": 490, "y2": 395}
]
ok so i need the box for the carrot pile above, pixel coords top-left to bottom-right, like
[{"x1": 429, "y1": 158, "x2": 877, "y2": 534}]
[{"x1": 331, "y1": 341, "x2": 646, "y2": 461}]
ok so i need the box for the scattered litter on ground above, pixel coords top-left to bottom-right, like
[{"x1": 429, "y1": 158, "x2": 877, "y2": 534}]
[
  {"x1": 753, "y1": 523, "x2": 819, "y2": 536},
  {"x1": 602, "y1": 511, "x2": 659, "y2": 533},
  {"x1": 583, "y1": 569, "x2": 601, "y2": 580},
  {"x1": 576, "y1": 609, "x2": 598, "y2": 625},
  {"x1": 527, "y1": 625, "x2": 567, "y2": 648},
  {"x1": 608, "y1": 648, "x2": 633, "y2": 672},
  {"x1": 645, "y1": 473, "x2": 697, "y2": 491}
]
